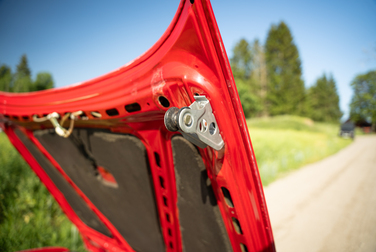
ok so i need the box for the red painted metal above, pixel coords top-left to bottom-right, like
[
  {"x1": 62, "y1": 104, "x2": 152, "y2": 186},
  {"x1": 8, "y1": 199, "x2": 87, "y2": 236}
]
[
  {"x1": 0, "y1": 0, "x2": 275, "y2": 251},
  {"x1": 17, "y1": 247, "x2": 69, "y2": 252},
  {"x1": 97, "y1": 166, "x2": 118, "y2": 186}
]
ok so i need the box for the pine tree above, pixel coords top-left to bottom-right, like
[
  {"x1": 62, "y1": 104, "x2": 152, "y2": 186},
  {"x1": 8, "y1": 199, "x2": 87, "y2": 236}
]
[
  {"x1": 13, "y1": 54, "x2": 32, "y2": 92},
  {"x1": 265, "y1": 21, "x2": 305, "y2": 116},
  {"x1": 249, "y1": 39, "x2": 268, "y2": 116},
  {"x1": 0, "y1": 65, "x2": 12, "y2": 92},
  {"x1": 230, "y1": 39, "x2": 252, "y2": 80},
  {"x1": 231, "y1": 38, "x2": 261, "y2": 117},
  {"x1": 16, "y1": 55, "x2": 31, "y2": 77},
  {"x1": 307, "y1": 74, "x2": 342, "y2": 122},
  {"x1": 327, "y1": 76, "x2": 342, "y2": 121}
]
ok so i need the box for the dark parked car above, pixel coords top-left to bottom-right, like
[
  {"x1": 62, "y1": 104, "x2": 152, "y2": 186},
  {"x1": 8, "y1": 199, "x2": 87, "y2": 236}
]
[{"x1": 339, "y1": 121, "x2": 355, "y2": 139}]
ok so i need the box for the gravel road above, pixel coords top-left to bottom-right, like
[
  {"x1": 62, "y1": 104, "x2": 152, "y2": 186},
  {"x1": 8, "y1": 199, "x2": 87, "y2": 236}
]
[{"x1": 264, "y1": 135, "x2": 376, "y2": 252}]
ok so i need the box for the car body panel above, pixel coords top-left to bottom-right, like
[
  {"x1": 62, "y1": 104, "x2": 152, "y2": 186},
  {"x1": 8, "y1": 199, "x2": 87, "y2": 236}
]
[
  {"x1": 17, "y1": 247, "x2": 70, "y2": 252},
  {"x1": 0, "y1": 0, "x2": 275, "y2": 251}
]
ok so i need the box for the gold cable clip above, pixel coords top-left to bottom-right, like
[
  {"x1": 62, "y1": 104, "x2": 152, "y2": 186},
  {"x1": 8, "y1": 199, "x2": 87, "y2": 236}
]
[{"x1": 32, "y1": 111, "x2": 83, "y2": 138}]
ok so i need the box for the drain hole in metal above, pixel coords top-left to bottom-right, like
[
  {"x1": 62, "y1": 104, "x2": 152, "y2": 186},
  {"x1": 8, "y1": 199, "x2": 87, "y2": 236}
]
[
  {"x1": 158, "y1": 96, "x2": 170, "y2": 108},
  {"x1": 240, "y1": 243, "x2": 249, "y2": 252},
  {"x1": 163, "y1": 196, "x2": 168, "y2": 207},
  {"x1": 166, "y1": 213, "x2": 170, "y2": 223},
  {"x1": 79, "y1": 112, "x2": 88, "y2": 119},
  {"x1": 105, "y1": 108, "x2": 119, "y2": 116},
  {"x1": 168, "y1": 228, "x2": 172, "y2": 236},
  {"x1": 22, "y1": 115, "x2": 29, "y2": 120},
  {"x1": 159, "y1": 176, "x2": 165, "y2": 188},
  {"x1": 232, "y1": 217, "x2": 243, "y2": 234},
  {"x1": 91, "y1": 111, "x2": 102, "y2": 118},
  {"x1": 169, "y1": 242, "x2": 173, "y2": 249},
  {"x1": 125, "y1": 103, "x2": 141, "y2": 113},
  {"x1": 154, "y1": 152, "x2": 161, "y2": 167},
  {"x1": 221, "y1": 187, "x2": 234, "y2": 208}
]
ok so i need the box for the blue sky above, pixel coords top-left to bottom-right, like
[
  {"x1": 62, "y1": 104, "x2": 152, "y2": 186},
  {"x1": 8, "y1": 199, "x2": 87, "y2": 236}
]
[{"x1": 1, "y1": 0, "x2": 375, "y2": 119}]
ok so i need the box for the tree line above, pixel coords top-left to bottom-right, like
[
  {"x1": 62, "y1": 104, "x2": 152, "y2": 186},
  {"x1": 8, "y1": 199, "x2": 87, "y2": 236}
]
[
  {"x1": 231, "y1": 21, "x2": 342, "y2": 123},
  {"x1": 0, "y1": 54, "x2": 54, "y2": 93},
  {"x1": 1, "y1": 39, "x2": 374, "y2": 128}
]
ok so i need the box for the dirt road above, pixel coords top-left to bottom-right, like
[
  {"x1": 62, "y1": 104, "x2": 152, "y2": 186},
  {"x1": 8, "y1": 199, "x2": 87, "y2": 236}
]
[{"x1": 264, "y1": 135, "x2": 376, "y2": 252}]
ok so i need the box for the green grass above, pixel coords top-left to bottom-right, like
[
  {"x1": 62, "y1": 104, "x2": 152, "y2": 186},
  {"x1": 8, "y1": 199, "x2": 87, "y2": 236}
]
[
  {"x1": 0, "y1": 133, "x2": 85, "y2": 252},
  {"x1": 247, "y1": 115, "x2": 353, "y2": 186}
]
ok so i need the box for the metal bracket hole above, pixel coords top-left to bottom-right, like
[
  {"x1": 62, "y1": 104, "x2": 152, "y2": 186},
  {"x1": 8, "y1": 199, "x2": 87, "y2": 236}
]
[
  {"x1": 183, "y1": 113, "x2": 193, "y2": 127},
  {"x1": 209, "y1": 122, "x2": 216, "y2": 135},
  {"x1": 199, "y1": 119, "x2": 208, "y2": 132}
]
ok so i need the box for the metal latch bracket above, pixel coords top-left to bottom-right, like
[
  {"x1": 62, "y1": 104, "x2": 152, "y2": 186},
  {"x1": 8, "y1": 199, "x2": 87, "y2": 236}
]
[{"x1": 164, "y1": 96, "x2": 224, "y2": 150}]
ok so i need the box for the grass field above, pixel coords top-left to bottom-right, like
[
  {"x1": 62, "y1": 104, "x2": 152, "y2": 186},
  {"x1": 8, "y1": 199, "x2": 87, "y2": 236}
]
[
  {"x1": 0, "y1": 133, "x2": 85, "y2": 252},
  {"x1": 247, "y1": 115, "x2": 353, "y2": 185}
]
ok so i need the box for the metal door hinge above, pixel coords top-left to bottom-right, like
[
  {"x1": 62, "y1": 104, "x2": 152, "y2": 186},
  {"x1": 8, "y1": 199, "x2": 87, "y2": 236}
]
[{"x1": 164, "y1": 96, "x2": 224, "y2": 150}]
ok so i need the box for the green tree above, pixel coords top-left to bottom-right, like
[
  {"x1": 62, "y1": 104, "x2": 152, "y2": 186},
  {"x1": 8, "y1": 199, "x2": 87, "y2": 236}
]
[
  {"x1": 249, "y1": 39, "x2": 268, "y2": 116},
  {"x1": 265, "y1": 21, "x2": 305, "y2": 116},
  {"x1": 350, "y1": 70, "x2": 376, "y2": 130},
  {"x1": 230, "y1": 39, "x2": 252, "y2": 80},
  {"x1": 32, "y1": 72, "x2": 54, "y2": 91},
  {"x1": 0, "y1": 65, "x2": 12, "y2": 92},
  {"x1": 235, "y1": 78, "x2": 262, "y2": 118},
  {"x1": 307, "y1": 74, "x2": 342, "y2": 122},
  {"x1": 231, "y1": 38, "x2": 263, "y2": 117},
  {"x1": 16, "y1": 55, "x2": 31, "y2": 77},
  {"x1": 13, "y1": 54, "x2": 32, "y2": 92},
  {"x1": 2, "y1": 55, "x2": 54, "y2": 93}
]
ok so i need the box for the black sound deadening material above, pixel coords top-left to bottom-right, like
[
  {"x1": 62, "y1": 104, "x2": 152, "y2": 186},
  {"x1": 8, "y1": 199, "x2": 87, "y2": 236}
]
[
  {"x1": 171, "y1": 136, "x2": 233, "y2": 252},
  {"x1": 33, "y1": 129, "x2": 165, "y2": 252}
]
